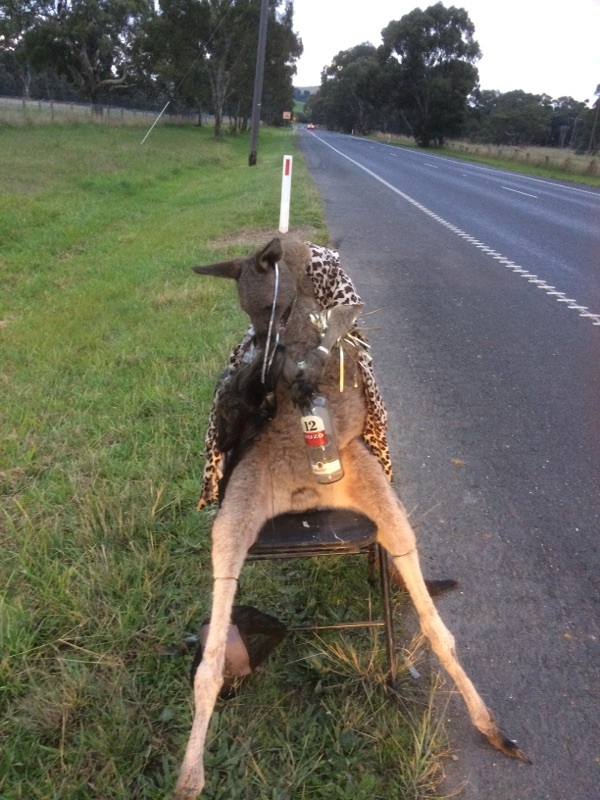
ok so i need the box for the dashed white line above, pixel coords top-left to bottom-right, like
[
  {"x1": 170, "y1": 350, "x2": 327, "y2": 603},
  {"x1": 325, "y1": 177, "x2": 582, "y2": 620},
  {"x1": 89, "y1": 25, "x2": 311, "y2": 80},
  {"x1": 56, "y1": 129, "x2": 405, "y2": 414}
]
[
  {"x1": 315, "y1": 136, "x2": 600, "y2": 328},
  {"x1": 502, "y1": 186, "x2": 538, "y2": 199}
]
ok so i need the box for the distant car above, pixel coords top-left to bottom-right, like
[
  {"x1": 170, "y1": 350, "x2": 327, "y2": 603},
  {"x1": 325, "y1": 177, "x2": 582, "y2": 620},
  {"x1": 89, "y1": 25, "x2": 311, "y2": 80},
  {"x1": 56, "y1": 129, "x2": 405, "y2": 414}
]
[{"x1": 307, "y1": 123, "x2": 315, "y2": 130}]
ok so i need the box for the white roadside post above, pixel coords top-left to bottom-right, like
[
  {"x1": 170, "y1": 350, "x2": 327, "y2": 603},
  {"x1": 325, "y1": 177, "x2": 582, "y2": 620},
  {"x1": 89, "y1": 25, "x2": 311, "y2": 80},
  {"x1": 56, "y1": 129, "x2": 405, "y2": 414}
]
[{"x1": 278, "y1": 155, "x2": 293, "y2": 233}]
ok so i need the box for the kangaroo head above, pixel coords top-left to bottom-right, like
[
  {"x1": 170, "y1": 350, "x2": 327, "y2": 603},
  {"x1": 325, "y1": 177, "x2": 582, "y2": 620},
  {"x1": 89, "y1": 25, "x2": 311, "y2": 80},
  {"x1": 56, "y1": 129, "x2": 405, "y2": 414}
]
[{"x1": 192, "y1": 237, "x2": 308, "y2": 344}]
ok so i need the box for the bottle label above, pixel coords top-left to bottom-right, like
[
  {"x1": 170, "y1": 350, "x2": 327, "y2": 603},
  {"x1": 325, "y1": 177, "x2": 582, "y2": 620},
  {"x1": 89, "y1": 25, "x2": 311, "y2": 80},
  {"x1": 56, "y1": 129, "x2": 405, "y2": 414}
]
[{"x1": 301, "y1": 414, "x2": 328, "y2": 447}]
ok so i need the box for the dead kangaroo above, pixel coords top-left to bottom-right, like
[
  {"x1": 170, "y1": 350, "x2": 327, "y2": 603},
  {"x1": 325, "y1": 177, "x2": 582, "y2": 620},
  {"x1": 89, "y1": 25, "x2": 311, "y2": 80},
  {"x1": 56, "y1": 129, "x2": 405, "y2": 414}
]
[{"x1": 175, "y1": 236, "x2": 529, "y2": 799}]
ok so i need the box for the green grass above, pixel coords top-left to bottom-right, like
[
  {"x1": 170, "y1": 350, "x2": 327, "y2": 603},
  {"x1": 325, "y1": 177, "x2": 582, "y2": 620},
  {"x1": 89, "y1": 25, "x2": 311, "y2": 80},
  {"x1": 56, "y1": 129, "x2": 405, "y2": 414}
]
[
  {"x1": 440, "y1": 141, "x2": 600, "y2": 185},
  {"x1": 0, "y1": 123, "x2": 446, "y2": 799},
  {"x1": 372, "y1": 131, "x2": 600, "y2": 186}
]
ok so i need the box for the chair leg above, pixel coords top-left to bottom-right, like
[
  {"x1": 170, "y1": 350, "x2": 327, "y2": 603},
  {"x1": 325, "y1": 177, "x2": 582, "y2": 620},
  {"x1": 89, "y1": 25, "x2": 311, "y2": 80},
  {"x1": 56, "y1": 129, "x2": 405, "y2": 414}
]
[
  {"x1": 367, "y1": 545, "x2": 377, "y2": 586},
  {"x1": 377, "y1": 543, "x2": 397, "y2": 685}
]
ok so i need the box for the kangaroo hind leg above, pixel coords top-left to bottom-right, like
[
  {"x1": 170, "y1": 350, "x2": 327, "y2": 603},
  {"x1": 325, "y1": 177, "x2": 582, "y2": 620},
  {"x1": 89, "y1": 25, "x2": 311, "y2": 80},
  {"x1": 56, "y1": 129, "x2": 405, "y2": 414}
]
[
  {"x1": 386, "y1": 529, "x2": 530, "y2": 762},
  {"x1": 175, "y1": 477, "x2": 273, "y2": 799},
  {"x1": 341, "y1": 443, "x2": 530, "y2": 762}
]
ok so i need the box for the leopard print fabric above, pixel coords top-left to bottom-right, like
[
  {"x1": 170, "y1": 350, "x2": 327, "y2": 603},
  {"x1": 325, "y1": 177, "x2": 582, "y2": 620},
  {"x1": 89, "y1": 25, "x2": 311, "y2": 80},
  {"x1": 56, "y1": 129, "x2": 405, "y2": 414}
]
[{"x1": 197, "y1": 244, "x2": 392, "y2": 509}]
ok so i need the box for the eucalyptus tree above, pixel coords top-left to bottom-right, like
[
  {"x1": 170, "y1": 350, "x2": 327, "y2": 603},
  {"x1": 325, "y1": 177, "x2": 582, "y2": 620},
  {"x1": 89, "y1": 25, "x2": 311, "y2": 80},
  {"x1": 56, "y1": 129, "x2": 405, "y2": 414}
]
[
  {"x1": 381, "y1": 2, "x2": 480, "y2": 146},
  {"x1": 133, "y1": 0, "x2": 212, "y2": 118},
  {"x1": 209, "y1": 0, "x2": 301, "y2": 135},
  {"x1": 258, "y1": 0, "x2": 301, "y2": 125},
  {"x1": 549, "y1": 96, "x2": 588, "y2": 148},
  {"x1": 138, "y1": 0, "x2": 301, "y2": 138},
  {"x1": 468, "y1": 89, "x2": 553, "y2": 145},
  {"x1": 0, "y1": 0, "x2": 153, "y2": 109},
  {"x1": 308, "y1": 43, "x2": 388, "y2": 133},
  {"x1": 0, "y1": 0, "x2": 47, "y2": 95}
]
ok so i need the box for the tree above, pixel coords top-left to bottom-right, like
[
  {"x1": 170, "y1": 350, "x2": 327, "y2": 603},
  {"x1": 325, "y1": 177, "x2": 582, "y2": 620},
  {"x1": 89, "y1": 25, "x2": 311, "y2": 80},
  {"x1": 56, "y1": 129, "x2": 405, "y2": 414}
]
[
  {"x1": 260, "y1": 0, "x2": 302, "y2": 125},
  {"x1": 549, "y1": 96, "x2": 588, "y2": 148},
  {"x1": 0, "y1": 1, "x2": 54, "y2": 97},
  {"x1": 570, "y1": 97, "x2": 600, "y2": 154},
  {"x1": 137, "y1": 0, "x2": 301, "y2": 138},
  {"x1": 467, "y1": 89, "x2": 553, "y2": 145},
  {"x1": 208, "y1": 0, "x2": 301, "y2": 136},
  {"x1": 381, "y1": 2, "x2": 480, "y2": 146},
  {"x1": 1, "y1": 1, "x2": 153, "y2": 109},
  {"x1": 308, "y1": 44, "x2": 384, "y2": 134},
  {"x1": 133, "y1": 0, "x2": 212, "y2": 119}
]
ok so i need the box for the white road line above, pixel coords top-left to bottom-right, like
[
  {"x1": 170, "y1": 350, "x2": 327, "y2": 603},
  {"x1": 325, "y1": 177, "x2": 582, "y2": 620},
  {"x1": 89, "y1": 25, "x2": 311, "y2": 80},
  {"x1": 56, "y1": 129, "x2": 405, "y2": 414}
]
[
  {"x1": 502, "y1": 186, "x2": 538, "y2": 199},
  {"x1": 314, "y1": 135, "x2": 600, "y2": 329},
  {"x1": 367, "y1": 136, "x2": 600, "y2": 197}
]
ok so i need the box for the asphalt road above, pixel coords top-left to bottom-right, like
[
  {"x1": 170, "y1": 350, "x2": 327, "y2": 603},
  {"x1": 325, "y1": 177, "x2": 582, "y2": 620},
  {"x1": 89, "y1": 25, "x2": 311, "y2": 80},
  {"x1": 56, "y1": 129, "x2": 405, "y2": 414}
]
[{"x1": 297, "y1": 129, "x2": 600, "y2": 800}]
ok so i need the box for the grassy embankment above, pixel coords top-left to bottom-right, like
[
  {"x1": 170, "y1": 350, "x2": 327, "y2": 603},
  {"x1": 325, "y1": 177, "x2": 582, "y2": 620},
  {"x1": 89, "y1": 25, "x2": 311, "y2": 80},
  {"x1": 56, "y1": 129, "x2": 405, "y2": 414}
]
[
  {"x1": 373, "y1": 131, "x2": 600, "y2": 186},
  {"x1": 1, "y1": 124, "x2": 445, "y2": 799}
]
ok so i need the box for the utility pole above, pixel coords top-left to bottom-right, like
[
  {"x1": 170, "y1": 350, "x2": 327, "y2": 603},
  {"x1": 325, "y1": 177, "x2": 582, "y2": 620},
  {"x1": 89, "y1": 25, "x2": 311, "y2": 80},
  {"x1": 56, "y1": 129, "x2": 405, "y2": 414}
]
[{"x1": 248, "y1": 0, "x2": 269, "y2": 166}]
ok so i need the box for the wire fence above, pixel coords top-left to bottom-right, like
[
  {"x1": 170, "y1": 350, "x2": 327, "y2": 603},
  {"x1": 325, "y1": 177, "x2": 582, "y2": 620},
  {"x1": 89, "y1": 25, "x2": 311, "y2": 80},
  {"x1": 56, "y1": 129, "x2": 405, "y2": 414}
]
[
  {"x1": 0, "y1": 96, "x2": 207, "y2": 127},
  {"x1": 448, "y1": 141, "x2": 599, "y2": 177}
]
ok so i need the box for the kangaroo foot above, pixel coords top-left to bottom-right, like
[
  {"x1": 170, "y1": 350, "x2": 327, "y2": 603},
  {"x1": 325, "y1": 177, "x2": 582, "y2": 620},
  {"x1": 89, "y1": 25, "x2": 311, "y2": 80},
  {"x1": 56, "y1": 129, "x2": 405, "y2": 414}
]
[{"x1": 485, "y1": 724, "x2": 532, "y2": 764}]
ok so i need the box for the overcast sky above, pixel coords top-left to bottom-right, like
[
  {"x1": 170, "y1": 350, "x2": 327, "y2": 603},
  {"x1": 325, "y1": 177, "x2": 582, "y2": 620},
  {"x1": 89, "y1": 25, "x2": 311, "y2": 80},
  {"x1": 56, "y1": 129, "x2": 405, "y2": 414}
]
[{"x1": 292, "y1": 0, "x2": 600, "y2": 104}]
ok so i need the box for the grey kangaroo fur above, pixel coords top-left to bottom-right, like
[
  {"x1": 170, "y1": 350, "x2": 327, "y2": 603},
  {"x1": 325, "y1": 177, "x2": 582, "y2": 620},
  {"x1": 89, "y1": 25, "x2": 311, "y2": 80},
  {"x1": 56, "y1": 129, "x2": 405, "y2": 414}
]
[{"x1": 175, "y1": 236, "x2": 529, "y2": 799}]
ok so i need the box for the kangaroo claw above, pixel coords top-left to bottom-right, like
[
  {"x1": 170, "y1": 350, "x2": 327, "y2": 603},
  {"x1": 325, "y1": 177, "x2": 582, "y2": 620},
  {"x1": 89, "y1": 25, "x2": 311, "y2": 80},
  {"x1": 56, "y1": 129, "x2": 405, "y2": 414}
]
[{"x1": 487, "y1": 729, "x2": 532, "y2": 764}]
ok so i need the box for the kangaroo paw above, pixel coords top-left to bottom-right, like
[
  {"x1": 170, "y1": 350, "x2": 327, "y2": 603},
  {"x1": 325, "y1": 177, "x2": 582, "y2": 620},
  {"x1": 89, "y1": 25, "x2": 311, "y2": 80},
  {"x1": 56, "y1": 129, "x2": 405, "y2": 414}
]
[{"x1": 486, "y1": 728, "x2": 532, "y2": 764}]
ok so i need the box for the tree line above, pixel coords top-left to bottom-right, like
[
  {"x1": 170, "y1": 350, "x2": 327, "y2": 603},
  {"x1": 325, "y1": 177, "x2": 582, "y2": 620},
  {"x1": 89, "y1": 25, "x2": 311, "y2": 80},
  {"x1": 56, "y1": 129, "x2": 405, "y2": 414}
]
[
  {"x1": 1, "y1": 1, "x2": 598, "y2": 152},
  {"x1": 0, "y1": 0, "x2": 301, "y2": 137},
  {"x1": 302, "y1": 3, "x2": 598, "y2": 153}
]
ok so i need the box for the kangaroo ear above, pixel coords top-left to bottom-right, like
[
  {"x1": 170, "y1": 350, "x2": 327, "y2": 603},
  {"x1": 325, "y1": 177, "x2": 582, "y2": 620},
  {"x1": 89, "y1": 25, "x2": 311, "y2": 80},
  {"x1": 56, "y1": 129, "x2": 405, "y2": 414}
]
[
  {"x1": 192, "y1": 259, "x2": 243, "y2": 280},
  {"x1": 255, "y1": 238, "x2": 283, "y2": 273}
]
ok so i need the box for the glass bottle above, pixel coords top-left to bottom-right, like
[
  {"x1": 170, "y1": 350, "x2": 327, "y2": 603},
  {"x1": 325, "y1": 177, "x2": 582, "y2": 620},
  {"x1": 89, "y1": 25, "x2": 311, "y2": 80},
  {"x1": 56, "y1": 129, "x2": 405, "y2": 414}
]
[{"x1": 299, "y1": 394, "x2": 344, "y2": 483}]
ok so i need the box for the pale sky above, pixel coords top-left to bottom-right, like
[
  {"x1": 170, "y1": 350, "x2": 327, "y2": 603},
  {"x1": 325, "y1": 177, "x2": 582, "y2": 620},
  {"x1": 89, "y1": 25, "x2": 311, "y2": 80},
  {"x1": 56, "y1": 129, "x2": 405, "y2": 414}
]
[{"x1": 292, "y1": 0, "x2": 600, "y2": 104}]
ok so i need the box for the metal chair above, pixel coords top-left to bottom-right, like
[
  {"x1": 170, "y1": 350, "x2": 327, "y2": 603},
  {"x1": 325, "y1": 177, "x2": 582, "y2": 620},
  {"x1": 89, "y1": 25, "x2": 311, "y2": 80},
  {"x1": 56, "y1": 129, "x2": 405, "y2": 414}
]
[{"x1": 247, "y1": 508, "x2": 397, "y2": 683}]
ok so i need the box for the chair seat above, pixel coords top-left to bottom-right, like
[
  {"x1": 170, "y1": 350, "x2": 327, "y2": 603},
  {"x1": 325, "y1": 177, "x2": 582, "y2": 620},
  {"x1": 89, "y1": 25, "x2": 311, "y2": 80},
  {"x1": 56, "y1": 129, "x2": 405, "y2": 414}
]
[{"x1": 249, "y1": 508, "x2": 377, "y2": 558}]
